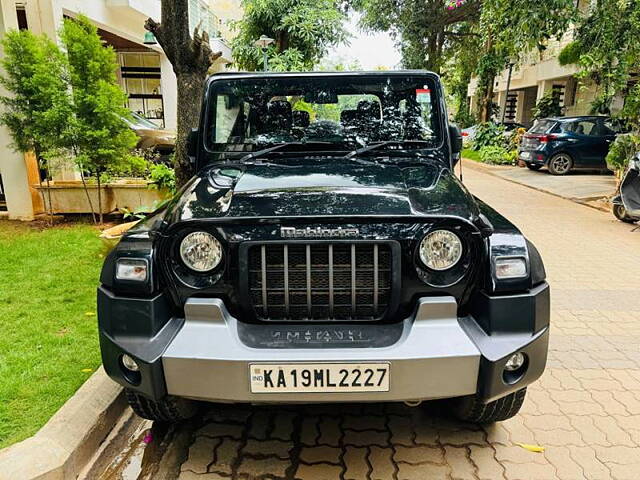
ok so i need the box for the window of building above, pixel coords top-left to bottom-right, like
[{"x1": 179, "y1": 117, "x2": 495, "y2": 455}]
[
  {"x1": 189, "y1": 0, "x2": 221, "y2": 39},
  {"x1": 504, "y1": 93, "x2": 518, "y2": 121},
  {"x1": 119, "y1": 52, "x2": 165, "y2": 127},
  {"x1": 16, "y1": 4, "x2": 28, "y2": 30},
  {"x1": 0, "y1": 174, "x2": 6, "y2": 211}
]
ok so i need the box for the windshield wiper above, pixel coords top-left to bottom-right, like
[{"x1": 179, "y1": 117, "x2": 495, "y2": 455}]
[
  {"x1": 238, "y1": 141, "x2": 338, "y2": 163},
  {"x1": 343, "y1": 140, "x2": 434, "y2": 159}
]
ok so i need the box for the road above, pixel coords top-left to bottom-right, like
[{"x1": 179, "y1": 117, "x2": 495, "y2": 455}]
[{"x1": 148, "y1": 166, "x2": 640, "y2": 480}]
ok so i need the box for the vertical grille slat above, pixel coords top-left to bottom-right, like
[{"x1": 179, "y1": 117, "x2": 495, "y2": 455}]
[
  {"x1": 248, "y1": 242, "x2": 392, "y2": 321},
  {"x1": 260, "y1": 245, "x2": 268, "y2": 317},
  {"x1": 306, "y1": 244, "x2": 312, "y2": 316},
  {"x1": 373, "y1": 244, "x2": 379, "y2": 315},
  {"x1": 328, "y1": 244, "x2": 334, "y2": 317},
  {"x1": 283, "y1": 244, "x2": 290, "y2": 316},
  {"x1": 351, "y1": 244, "x2": 357, "y2": 315}
]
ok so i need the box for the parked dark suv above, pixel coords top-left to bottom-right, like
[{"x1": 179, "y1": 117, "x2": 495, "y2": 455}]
[
  {"x1": 98, "y1": 71, "x2": 549, "y2": 425},
  {"x1": 519, "y1": 116, "x2": 618, "y2": 175}
]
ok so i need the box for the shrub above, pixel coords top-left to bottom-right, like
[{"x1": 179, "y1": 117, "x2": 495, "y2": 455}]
[
  {"x1": 532, "y1": 91, "x2": 562, "y2": 120},
  {"x1": 454, "y1": 109, "x2": 476, "y2": 129},
  {"x1": 479, "y1": 145, "x2": 517, "y2": 165},
  {"x1": 149, "y1": 163, "x2": 177, "y2": 194},
  {"x1": 606, "y1": 134, "x2": 640, "y2": 177},
  {"x1": 472, "y1": 122, "x2": 506, "y2": 150}
]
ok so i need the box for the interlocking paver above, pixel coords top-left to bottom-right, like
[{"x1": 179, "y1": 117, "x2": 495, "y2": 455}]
[
  {"x1": 242, "y1": 438, "x2": 293, "y2": 459},
  {"x1": 237, "y1": 456, "x2": 289, "y2": 478},
  {"x1": 397, "y1": 462, "x2": 449, "y2": 479},
  {"x1": 343, "y1": 446, "x2": 369, "y2": 480},
  {"x1": 368, "y1": 445, "x2": 395, "y2": 480},
  {"x1": 173, "y1": 166, "x2": 640, "y2": 480},
  {"x1": 444, "y1": 445, "x2": 476, "y2": 480},
  {"x1": 543, "y1": 446, "x2": 586, "y2": 480},
  {"x1": 393, "y1": 444, "x2": 444, "y2": 465},
  {"x1": 181, "y1": 437, "x2": 220, "y2": 474},
  {"x1": 299, "y1": 445, "x2": 342, "y2": 464},
  {"x1": 295, "y1": 463, "x2": 343, "y2": 479}
]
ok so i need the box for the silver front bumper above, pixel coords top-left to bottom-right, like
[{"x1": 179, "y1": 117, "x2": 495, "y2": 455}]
[{"x1": 162, "y1": 297, "x2": 482, "y2": 403}]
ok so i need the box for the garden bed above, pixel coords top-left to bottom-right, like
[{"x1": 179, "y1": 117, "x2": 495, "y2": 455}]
[
  {"x1": 34, "y1": 181, "x2": 168, "y2": 215},
  {"x1": 0, "y1": 220, "x2": 104, "y2": 448}
]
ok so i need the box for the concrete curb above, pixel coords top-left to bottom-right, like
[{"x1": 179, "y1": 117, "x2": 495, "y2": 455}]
[
  {"x1": 462, "y1": 159, "x2": 612, "y2": 213},
  {"x1": 0, "y1": 367, "x2": 126, "y2": 480}
]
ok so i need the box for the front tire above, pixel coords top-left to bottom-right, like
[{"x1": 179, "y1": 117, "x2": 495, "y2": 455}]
[
  {"x1": 613, "y1": 203, "x2": 636, "y2": 223},
  {"x1": 548, "y1": 153, "x2": 573, "y2": 175},
  {"x1": 125, "y1": 389, "x2": 199, "y2": 422},
  {"x1": 446, "y1": 388, "x2": 527, "y2": 424}
]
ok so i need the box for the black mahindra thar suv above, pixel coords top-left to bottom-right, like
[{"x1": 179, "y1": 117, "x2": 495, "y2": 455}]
[{"x1": 99, "y1": 71, "x2": 549, "y2": 424}]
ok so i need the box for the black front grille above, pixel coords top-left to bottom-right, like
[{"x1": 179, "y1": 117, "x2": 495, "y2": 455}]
[{"x1": 247, "y1": 243, "x2": 393, "y2": 321}]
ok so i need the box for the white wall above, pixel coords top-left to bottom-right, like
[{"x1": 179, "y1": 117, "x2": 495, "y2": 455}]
[
  {"x1": 161, "y1": 54, "x2": 177, "y2": 131},
  {"x1": 0, "y1": 2, "x2": 35, "y2": 219}
]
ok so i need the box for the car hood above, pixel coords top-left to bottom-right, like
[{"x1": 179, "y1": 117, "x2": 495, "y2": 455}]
[{"x1": 163, "y1": 159, "x2": 480, "y2": 225}]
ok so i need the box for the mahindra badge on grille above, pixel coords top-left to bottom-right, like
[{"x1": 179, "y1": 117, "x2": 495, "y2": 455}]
[{"x1": 280, "y1": 226, "x2": 360, "y2": 238}]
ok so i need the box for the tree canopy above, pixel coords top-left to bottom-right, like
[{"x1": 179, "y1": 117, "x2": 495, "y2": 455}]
[
  {"x1": 60, "y1": 16, "x2": 137, "y2": 174},
  {"x1": 352, "y1": 0, "x2": 575, "y2": 121},
  {"x1": 352, "y1": 0, "x2": 481, "y2": 74},
  {"x1": 0, "y1": 30, "x2": 72, "y2": 160},
  {"x1": 231, "y1": 0, "x2": 349, "y2": 71},
  {"x1": 559, "y1": 0, "x2": 640, "y2": 121}
]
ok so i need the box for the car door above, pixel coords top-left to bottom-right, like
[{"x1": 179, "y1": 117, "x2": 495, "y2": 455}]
[
  {"x1": 596, "y1": 118, "x2": 619, "y2": 168},
  {"x1": 564, "y1": 119, "x2": 605, "y2": 168}
]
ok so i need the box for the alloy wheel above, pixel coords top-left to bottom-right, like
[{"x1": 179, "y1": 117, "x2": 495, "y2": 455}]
[{"x1": 549, "y1": 154, "x2": 572, "y2": 175}]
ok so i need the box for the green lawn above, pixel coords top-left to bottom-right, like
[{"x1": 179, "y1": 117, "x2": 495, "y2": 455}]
[
  {"x1": 0, "y1": 220, "x2": 104, "y2": 448},
  {"x1": 462, "y1": 148, "x2": 481, "y2": 162}
]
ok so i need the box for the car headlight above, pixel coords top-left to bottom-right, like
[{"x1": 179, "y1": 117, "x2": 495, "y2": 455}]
[
  {"x1": 419, "y1": 230, "x2": 463, "y2": 271},
  {"x1": 179, "y1": 231, "x2": 223, "y2": 272}
]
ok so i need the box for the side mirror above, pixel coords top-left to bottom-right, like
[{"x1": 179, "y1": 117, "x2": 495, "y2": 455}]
[
  {"x1": 186, "y1": 128, "x2": 198, "y2": 164},
  {"x1": 449, "y1": 124, "x2": 463, "y2": 154},
  {"x1": 449, "y1": 124, "x2": 463, "y2": 168}
]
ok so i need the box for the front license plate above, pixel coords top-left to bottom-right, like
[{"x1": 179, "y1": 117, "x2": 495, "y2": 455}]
[
  {"x1": 249, "y1": 363, "x2": 390, "y2": 393},
  {"x1": 520, "y1": 151, "x2": 531, "y2": 159}
]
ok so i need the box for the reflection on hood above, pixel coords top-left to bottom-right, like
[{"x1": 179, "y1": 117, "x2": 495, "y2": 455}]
[{"x1": 165, "y1": 159, "x2": 479, "y2": 224}]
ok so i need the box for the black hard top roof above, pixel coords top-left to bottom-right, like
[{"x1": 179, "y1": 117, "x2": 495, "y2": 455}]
[{"x1": 206, "y1": 70, "x2": 441, "y2": 86}]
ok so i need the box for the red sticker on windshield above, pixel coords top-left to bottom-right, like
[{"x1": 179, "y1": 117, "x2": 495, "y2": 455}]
[{"x1": 416, "y1": 88, "x2": 431, "y2": 103}]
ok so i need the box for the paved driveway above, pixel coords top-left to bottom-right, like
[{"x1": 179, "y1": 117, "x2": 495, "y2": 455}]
[
  {"x1": 176, "y1": 166, "x2": 640, "y2": 480},
  {"x1": 463, "y1": 160, "x2": 617, "y2": 203}
]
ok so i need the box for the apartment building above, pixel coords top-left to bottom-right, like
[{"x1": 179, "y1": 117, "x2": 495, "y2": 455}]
[
  {"x1": 0, "y1": 0, "x2": 240, "y2": 220},
  {"x1": 467, "y1": 0, "x2": 625, "y2": 127}
]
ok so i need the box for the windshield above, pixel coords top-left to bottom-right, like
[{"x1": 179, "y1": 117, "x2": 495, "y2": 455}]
[
  {"x1": 126, "y1": 111, "x2": 160, "y2": 130},
  {"x1": 205, "y1": 74, "x2": 442, "y2": 159},
  {"x1": 528, "y1": 120, "x2": 556, "y2": 134}
]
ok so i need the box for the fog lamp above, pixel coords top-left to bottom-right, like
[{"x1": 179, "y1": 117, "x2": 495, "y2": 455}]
[
  {"x1": 121, "y1": 354, "x2": 140, "y2": 372},
  {"x1": 505, "y1": 352, "x2": 526, "y2": 372},
  {"x1": 495, "y1": 257, "x2": 527, "y2": 279}
]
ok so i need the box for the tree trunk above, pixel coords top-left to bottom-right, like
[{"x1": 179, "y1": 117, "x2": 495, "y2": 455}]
[
  {"x1": 79, "y1": 167, "x2": 97, "y2": 224},
  {"x1": 146, "y1": 0, "x2": 222, "y2": 188},
  {"x1": 97, "y1": 172, "x2": 103, "y2": 225},
  {"x1": 175, "y1": 72, "x2": 207, "y2": 186},
  {"x1": 479, "y1": 78, "x2": 495, "y2": 122}
]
